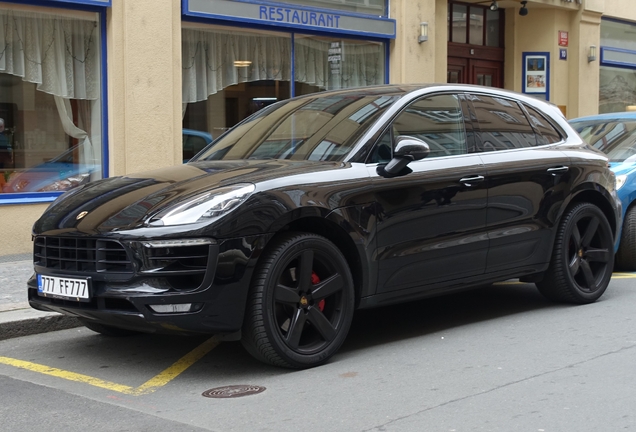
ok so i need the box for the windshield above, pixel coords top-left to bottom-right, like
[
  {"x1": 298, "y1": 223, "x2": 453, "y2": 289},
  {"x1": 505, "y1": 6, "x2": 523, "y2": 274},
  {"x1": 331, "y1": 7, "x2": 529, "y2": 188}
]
[
  {"x1": 572, "y1": 119, "x2": 636, "y2": 163},
  {"x1": 193, "y1": 93, "x2": 400, "y2": 162}
]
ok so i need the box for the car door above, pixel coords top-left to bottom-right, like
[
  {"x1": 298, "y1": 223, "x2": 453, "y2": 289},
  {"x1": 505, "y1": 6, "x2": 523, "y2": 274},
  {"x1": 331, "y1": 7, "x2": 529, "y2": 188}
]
[
  {"x1": 368, "y1": 93, "x2": 489, "y2": 294},
  {"x1": 466, "y1": 93, "x2": 572, "y2": 273}
]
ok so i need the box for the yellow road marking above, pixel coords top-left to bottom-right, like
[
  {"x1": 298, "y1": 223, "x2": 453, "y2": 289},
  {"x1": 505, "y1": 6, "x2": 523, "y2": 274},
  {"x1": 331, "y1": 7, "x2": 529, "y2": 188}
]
[
  {"x1": 612, "y1": 273, "x2": 636, "y2": 279},
  {"x1": 0, "y1": 336, "x2": 220, "y2": 396}
]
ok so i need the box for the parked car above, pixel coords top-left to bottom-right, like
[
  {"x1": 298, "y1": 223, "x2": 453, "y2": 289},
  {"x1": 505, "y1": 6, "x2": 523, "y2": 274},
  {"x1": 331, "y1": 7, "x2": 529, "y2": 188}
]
[
  {"x1": 3, "y1": 129, "x2": 213, "y2": 193},
  {"x1": 570, "y1": 112, "x2": 636, "y2": 270},
  {"x1": 2, "y1": 142, "x2": 100, "y2": 193},
  {"x1": 182, "y1": 128, "x2": 213, "y2": 162},
  {"x1": 29, "y1": 85, "x2": 620, "y2": 369}
]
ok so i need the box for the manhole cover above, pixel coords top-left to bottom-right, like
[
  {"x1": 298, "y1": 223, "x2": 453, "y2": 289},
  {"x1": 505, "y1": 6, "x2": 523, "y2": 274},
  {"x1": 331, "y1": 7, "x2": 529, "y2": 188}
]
[{"x1": 202, "y1": 385, "x2": 266, "y2": 399}]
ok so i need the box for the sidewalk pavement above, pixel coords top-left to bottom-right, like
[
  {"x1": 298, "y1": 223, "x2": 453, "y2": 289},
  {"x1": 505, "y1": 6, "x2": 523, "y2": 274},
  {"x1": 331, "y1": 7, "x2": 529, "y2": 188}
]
[{"x1": 0, "y1": 255, "x2": 81, "y2": 341}]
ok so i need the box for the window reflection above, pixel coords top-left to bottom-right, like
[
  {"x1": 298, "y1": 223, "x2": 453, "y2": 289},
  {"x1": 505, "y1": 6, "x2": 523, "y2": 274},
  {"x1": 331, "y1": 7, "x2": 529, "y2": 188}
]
[
  {"x1": 392, "y1": 95, "x2": 467, "y2": 158},
  {"x1": 471, "y1": 95, "x2": 538, "y2": 149}
]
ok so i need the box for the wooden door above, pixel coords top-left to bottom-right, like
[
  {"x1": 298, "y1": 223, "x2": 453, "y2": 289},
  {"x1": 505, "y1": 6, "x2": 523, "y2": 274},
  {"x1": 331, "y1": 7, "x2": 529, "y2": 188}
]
[{"x1": 447, "y1": 57, "x2": 502, "y2": 88}]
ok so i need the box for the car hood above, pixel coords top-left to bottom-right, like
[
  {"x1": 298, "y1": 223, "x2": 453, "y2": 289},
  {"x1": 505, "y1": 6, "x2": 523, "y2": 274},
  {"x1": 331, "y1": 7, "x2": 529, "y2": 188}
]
[
  {"x1": 609, "y1": 161, "x2": 636, "y2": 176},
  {"x1": 34, "y1": 159, "x2": 347, "y2": 234}
]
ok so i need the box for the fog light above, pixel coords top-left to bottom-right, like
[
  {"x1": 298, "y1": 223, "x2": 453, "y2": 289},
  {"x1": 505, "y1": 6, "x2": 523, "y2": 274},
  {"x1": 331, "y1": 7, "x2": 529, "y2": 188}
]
[{"x1": 148, "y1": 303, "x2": 198, "y2": 313}]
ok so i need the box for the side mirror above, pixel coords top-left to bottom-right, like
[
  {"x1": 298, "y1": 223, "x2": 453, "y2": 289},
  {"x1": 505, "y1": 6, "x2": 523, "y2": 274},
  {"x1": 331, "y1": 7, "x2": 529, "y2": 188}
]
[{"x1": 383, "y1": 136, "x2": 430, "y2": 176}]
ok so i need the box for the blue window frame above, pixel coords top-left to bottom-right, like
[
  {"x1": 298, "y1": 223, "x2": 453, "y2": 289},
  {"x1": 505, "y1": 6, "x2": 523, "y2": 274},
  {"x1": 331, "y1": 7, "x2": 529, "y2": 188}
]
[{"x1": 0, "y1": 0, "x2": 109, "y2": 206}]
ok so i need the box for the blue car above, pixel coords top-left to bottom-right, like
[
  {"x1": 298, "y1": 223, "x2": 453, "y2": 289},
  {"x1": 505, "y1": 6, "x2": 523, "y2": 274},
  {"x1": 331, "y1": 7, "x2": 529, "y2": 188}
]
[
  {"x1": 570, "y1": 112, "x2": 636, "y2": 270},
  {"x1": 182, "y1": 128, "x2": 213, "y2": 163}
]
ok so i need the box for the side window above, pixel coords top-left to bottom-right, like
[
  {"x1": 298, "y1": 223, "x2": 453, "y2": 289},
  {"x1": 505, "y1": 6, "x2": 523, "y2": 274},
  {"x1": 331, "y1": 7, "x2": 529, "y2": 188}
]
[
  {"x1": 524, "y1": 105, "x2": 563, "y2": 145},
  {"x1": 391, "y1": 94, "x2": 467, "y2": 159},
  {"x1": 470, "y1": 95, "x2": 537, "y2": 150}
]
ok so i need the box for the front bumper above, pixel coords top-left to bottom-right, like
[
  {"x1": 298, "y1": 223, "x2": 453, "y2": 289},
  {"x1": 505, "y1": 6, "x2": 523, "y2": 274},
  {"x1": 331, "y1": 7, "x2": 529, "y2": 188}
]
[{"x1": 28, "y1": 234, "x2": 270, "y2": 335}]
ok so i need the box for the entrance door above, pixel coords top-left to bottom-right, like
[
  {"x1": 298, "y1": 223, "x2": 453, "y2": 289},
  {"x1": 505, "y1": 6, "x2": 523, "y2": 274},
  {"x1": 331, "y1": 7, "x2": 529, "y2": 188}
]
[
  {"x1": 448, "y1": 57, "x2": 502, "y2": 88},
  {"x1": 472, "y1": 60, "x2": 502, "y2": 88},
  {"x1": 447, "y1": 58, "x2": 467, "y2": 84}
]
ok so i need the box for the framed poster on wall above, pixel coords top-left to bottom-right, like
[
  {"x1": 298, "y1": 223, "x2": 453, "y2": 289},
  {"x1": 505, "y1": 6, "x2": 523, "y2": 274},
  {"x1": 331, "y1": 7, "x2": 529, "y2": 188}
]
[{"x1": 522, "y1": 52, "x2": 550, "y2": 100}]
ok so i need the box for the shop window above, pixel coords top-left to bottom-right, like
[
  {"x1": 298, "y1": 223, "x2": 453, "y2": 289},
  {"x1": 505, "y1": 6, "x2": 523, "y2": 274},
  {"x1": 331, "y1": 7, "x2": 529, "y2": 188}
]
[
  {"x1": 294, "y1": 35, "x2": 385, "y2": 96},
  {"x1": 0, "y1": 7, "x2": 102, "y2": 195},
  {"x1": 182, "y1": 27, "x2": 292, "y2": 138},
  {"x1": 599, "y1": 19, "x2": 636, "y2": 113},
  {"x1": 181, "y1": 25, "x2": 386, "y2": 137}
]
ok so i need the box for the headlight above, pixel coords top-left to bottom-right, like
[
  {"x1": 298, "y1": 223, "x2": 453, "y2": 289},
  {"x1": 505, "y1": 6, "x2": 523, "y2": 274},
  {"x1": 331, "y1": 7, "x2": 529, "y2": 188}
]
[
  {"x1": 38, "y1": 173, "x2": 91, "y2": 192},
  {"x1": 616, "y1": 174, "x2": 628, "y2": 190},
  {"x1": 148, "y1": 183, "x2": 255, "y2": 227}
]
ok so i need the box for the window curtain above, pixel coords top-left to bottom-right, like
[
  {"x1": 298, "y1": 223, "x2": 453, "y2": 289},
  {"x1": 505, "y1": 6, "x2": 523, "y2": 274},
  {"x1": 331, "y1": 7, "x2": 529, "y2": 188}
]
[
  {"x1": 0, "y1": 9, "x2": 100, "y2": 176},
  {"x1": 182, "y1": 29, "x2": 292, "y2": 103},
  {"x1": 0, "y1": 9, "x2": 99, "y2": 100},
  {"x1": 294, "y1": 38, "x2": 384, "y2": 91}
]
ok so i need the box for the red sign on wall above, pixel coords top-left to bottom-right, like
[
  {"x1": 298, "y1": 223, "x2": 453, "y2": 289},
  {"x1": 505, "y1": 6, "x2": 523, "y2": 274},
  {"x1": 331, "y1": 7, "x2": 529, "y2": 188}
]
[{"x1": 558, "y1": 31, "x2": 569, "y2": 47}]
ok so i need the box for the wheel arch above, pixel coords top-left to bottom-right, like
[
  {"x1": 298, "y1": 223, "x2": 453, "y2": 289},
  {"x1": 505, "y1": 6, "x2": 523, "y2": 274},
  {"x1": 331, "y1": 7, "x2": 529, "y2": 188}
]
[
  {"x1": 565, "y1": 188, "x2": 618, "y2": 240},
  {"x1": 260, "y1": 209, "x2": 370, "y2": 308}
]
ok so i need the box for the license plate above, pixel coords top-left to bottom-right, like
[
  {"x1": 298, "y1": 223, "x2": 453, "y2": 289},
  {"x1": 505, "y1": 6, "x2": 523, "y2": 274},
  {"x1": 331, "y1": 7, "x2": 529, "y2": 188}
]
[{"x1": 37, "y1": 274, "x2": 90, "y2": 301}]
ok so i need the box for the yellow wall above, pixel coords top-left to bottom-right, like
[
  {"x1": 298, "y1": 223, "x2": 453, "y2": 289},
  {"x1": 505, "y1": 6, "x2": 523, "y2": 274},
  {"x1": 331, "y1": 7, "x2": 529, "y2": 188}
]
[
  {"x1": 503, "y1": 1, "x2": 602, "y2": 119},
  {"x1": 602, "y1": 0, "x2": 636, "y2": 21},
  {"x1": 107, "y1": 0, "x2": 183, "y2": 177},
  {"x1": 389, "y1": 0, "x2": 447, "y2": 84},
  {"x1": 0, "y1": 204, "x2": 47, "y2": 256}
]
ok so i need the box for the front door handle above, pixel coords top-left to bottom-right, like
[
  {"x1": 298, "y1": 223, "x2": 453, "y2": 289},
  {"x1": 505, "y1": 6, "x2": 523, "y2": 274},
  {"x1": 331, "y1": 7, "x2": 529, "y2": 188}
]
[
  {"x1": 459, "y1": 175, "x2": 485, "y2": 186},
  {"x1": 547, "y1": 166, "x2": 569, "y2": 174}
]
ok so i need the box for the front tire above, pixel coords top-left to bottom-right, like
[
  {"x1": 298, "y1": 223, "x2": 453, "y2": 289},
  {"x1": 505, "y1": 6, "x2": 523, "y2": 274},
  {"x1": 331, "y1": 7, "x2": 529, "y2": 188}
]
[
  {"x1": 615, "y1": 206, "x2": 636, "y2": 271},
  {"x1": 537, "y1": 202, "x2": 614, "y2": 304},
  {"x1": 241, "y1": 232, "x2": 355, "y2": 369}
]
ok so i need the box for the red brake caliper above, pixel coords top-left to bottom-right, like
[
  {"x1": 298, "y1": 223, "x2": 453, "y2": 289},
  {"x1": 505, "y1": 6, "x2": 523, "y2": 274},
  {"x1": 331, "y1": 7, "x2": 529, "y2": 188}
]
[{"x1": 311, "y1": 272, "x2": 325, "y2": 312}]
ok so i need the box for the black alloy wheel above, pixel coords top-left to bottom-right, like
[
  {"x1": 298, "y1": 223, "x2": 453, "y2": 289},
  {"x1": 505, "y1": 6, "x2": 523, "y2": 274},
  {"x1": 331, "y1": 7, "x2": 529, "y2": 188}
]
[
  {"x1": 537, "y1": 202, "x2": 614, "y2": 304},
  {"x1": 615, "y1": 206, "x2": 636, "y2": 271},
  {"x1": 241, "y1": 232, "x2": 355, "y2": 369}
]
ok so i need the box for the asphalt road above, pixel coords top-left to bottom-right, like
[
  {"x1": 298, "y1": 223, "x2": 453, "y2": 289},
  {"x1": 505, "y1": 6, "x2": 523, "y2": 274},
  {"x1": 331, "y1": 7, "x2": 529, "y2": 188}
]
[{"x1": 1, "y1": 276, "x2": 635, "y2": 432}]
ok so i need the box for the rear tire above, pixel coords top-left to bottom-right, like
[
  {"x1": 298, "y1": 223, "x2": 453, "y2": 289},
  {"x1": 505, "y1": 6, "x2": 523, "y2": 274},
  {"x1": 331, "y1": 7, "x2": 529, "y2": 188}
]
[
  {"x1": 241, "y1": 232, "x2": 355, "y2": 369},
  {"x1": 615, "y1": 206, "x2": 636, "y2": 271},
  {"x1": 536, "y1": 202, "x2": 614, "y2": 304},
  {"x1": 80, "y1": 319, "x2": 141, "y2": 337}
]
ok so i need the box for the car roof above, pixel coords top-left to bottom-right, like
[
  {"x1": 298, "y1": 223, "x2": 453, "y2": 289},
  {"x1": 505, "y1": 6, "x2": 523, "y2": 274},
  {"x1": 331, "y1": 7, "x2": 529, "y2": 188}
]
[
  {"x1": 290, "y1": 84, "x2": 563, "y2": 117},
  {"x1": 570, "y1": 112, "x2": 636, "y2": 123}
]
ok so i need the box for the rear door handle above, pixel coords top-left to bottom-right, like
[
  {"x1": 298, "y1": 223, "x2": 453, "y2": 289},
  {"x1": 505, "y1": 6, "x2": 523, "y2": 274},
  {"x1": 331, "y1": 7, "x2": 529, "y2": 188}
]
[
  {"x1": 547, "y1": 166, "x2": 569, "y2": 174},
  {"x1": 459, "y1": 175, "x2": 485, "y2": 186}
]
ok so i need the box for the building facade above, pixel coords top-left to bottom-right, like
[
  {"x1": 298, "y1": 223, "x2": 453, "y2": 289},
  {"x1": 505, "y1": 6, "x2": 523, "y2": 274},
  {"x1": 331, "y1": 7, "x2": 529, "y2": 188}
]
[{"x1": 0, "y1": 0, "x2": 635, "y2": 257}]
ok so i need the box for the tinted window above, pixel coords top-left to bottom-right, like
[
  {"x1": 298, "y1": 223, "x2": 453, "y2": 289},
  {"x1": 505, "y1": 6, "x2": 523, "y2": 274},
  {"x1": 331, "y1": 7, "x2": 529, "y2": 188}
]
[
  {"x1": 195, "y1": 94, "x2": 399, "y2": 162},
  {"x1": 470, "y1": 95, "x2": 537, "y2": 150},
  {"x1": 572, "y1": 119, "x2": 636, "y2": 163},
  {"x1": 392, "y1": 94, "x2": 467, "y2": 158},
  {"x1": 524, "y1": 106, "x2": 562, "y2": 144}
]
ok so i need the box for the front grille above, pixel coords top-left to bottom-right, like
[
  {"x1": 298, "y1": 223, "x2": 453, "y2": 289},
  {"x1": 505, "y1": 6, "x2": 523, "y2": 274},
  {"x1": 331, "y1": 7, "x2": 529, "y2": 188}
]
[
  {"x1": 142, "y1": 244, "x2": 210, "y2": 290},
  {"x1": 144, "y1": 244, "x2": 209, "y2": 275},
  {"x1": 34, "y1": 236, "x2": 134, "y2": 274}
]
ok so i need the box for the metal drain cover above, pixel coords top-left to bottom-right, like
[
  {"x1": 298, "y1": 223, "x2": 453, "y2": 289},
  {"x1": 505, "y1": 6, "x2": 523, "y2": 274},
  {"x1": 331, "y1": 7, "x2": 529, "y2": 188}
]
[{"x1": 202, "y1": 385, "x2": 266, "y2": 399}]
